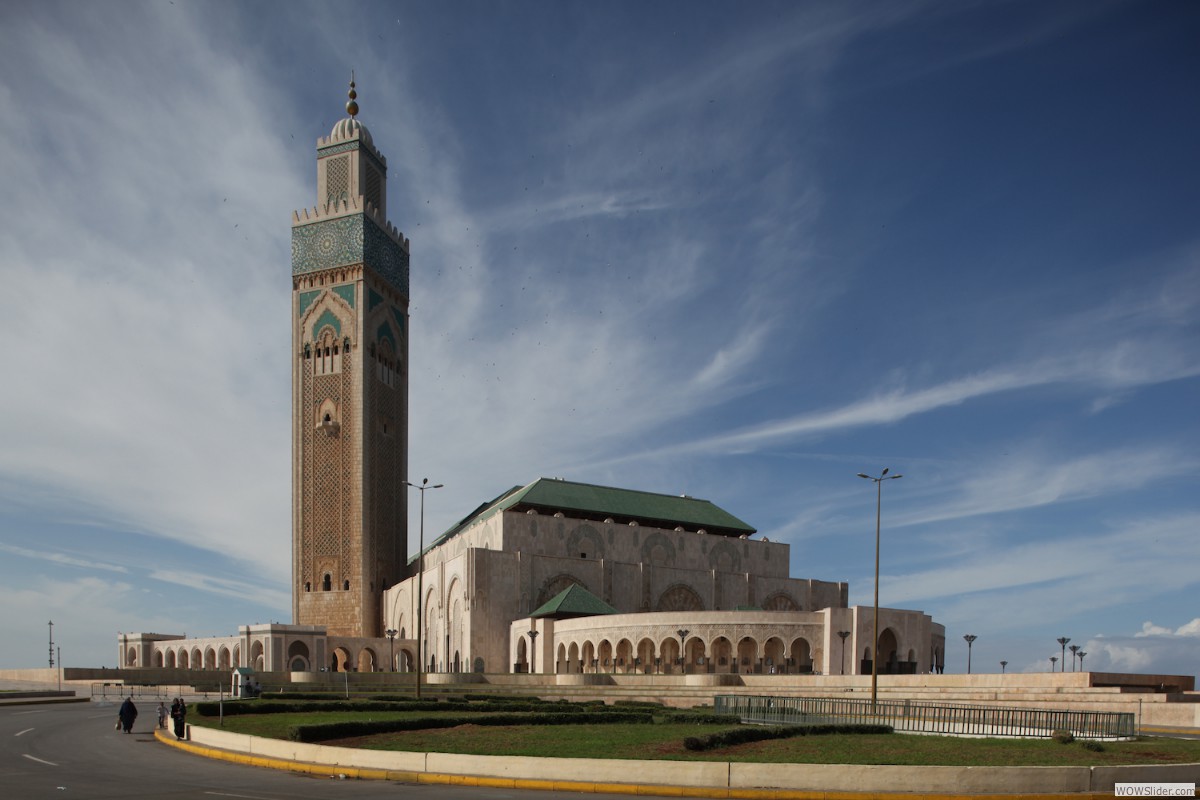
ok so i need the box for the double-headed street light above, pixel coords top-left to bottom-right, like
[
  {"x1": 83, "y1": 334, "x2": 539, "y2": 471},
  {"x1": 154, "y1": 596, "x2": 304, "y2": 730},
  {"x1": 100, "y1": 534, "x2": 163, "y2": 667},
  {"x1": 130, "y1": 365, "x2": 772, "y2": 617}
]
[
  {"x1": 385, "y1": 628, "x2": 398, "y2": 672},
  {"x1": 406, "y1": 478, "x2": 444, "y2": 699},
  {"x1": 676, "y1": 629, "x2": 690, "y2": 674},
  {"x1": 857, "y1": 469, "x2": 902, "y2": 707},
  {"x1": 837, "y1": 630, "x2": 850, "y2": 675}
]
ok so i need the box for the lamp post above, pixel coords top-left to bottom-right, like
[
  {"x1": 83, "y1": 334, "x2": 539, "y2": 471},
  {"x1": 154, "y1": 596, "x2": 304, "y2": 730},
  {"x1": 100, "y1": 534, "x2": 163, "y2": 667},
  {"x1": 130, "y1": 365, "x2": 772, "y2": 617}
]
[
  {"x1": 963, "y1": 634, "x2": 977, "y2": 674},
  {"x1": 1050, "y1": 656, "x2": 1058, "y2": 672},
  {"x1": 1056, "y1": 637, "x2": 1070, "y2": 673},
  {"x1": 676, "y1": 629, "x2": 689, "y2": 674},
  {"x1": 858, "y1": 469, "x2": 901, "y2": 707},
  {"x1": 837, "y1": 631, "x2": 850, "y2": 675},
  {"x1": 1069, "y1": 644, "x2": 1080, "y2": 672},
  {"x1": 386, "y1": 628, "x2": 398, "y2": 672},
  {"x1": 406, "y1": 477, "x2": 443, "y2": 699},
  {"x1": 528, "y1": 628, "x2": 539, "y2": 674},
  {"x1": 1077, "y1": 651, "x2": 1086, "y2": 671},
  {"x1": 1000, "y1": 660, "x2": 1007, "y2": 674},
  {"x1": 48, "y1": 620, "x2": 55, "y2": 668}
]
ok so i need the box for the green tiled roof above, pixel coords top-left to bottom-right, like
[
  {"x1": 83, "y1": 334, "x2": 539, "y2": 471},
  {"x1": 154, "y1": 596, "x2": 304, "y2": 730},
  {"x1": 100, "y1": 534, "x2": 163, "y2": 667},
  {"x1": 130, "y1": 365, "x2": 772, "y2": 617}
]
[
  {"x1": 414, "y1": 478, "x2": 757, "y2": 565},
  {"x1": 530, "y1": 584, "x2": 617, "y2": 619}
]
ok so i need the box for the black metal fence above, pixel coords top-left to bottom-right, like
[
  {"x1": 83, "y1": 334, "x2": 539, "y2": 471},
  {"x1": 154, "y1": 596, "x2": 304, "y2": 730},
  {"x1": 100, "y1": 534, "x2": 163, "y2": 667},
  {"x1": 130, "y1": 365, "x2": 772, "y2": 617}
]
[{"x1": 715, "y1": 695, "x2": 1135, "y2": 739}]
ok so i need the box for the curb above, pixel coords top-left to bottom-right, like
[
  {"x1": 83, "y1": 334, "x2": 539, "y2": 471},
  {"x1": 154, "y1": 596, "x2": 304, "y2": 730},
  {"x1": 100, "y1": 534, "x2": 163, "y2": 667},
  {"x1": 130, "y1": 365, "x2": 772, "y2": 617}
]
[{"x1": 153, "y1": 730, "x2": 1124, "y2": 800}]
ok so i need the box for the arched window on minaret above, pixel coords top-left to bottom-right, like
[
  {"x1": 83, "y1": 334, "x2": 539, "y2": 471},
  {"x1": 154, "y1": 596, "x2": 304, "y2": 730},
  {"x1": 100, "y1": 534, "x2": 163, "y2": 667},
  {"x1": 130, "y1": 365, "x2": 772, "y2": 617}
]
[
  {"x1": 314, "y1": 328, "x2": 342, "y2": 375},
  {"x1": 322, "y1": 574, "x2": 332, "y2": 592},
  {"x1": 376, "y1": 339, "x2": 396, "y2": 388}
]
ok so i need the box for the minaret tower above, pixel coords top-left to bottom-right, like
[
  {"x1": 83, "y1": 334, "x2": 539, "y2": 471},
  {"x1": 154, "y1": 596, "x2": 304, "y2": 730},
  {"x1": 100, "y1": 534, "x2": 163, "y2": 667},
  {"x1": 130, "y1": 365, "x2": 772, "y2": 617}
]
[{"x1": 291, "y1": 78, "x2": 409, "y2": 639}]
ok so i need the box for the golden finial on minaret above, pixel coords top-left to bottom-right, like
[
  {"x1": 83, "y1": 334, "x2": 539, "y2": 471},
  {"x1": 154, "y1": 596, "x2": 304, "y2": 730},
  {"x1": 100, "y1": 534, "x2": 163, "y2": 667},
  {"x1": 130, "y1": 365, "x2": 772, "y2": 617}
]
[{"x1": 346, "y1": 71, "x2": 359, "y2": 118}]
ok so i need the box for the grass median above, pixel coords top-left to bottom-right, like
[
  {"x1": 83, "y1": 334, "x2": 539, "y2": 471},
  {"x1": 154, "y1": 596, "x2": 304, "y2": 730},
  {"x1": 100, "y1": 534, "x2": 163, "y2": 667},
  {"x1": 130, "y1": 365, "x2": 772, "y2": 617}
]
[{"x1": 188, "y1": 702, "x2": 1200, "y2": 767}]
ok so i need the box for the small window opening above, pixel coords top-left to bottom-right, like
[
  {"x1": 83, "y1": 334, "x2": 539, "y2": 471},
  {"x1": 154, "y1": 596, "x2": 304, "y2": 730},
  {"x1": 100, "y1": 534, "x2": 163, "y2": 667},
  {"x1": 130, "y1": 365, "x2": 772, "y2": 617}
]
[
  {"x1": 304, "y1": 582, "x2": 311, "y2": 592},
  {"x1": 343, "y1": 579, "x2": 350, "y2": 591},
  {"x1": 322, "y1": 574, "x2": 332, "y2": 592}
]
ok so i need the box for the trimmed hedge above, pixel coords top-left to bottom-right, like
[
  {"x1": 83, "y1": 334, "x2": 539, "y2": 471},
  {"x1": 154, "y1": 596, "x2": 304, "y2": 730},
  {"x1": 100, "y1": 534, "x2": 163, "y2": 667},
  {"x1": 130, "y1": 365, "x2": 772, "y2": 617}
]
[
  {"x1": 683, "y1": 723, "x2": 892, "y2": 751},
  {"x1": 660, "y1": 712, "x2": 741, "y2": 725},
  {"x1": 193, "y1": 698, "x2": 652, "y2": 718},
  {"x1": 288, "y1": 710, "x2": 655, "y2": 742}
]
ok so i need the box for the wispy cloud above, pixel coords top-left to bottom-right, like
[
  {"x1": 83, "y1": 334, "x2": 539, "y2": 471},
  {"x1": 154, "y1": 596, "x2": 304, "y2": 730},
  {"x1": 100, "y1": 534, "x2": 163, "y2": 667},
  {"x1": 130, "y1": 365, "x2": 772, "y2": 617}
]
[
  {"x1": 0, "y1": 543, "x2": 128, "y2": 574},
  {"x1": 149, "y1": 570, "x2": 290, "y2": 612}
]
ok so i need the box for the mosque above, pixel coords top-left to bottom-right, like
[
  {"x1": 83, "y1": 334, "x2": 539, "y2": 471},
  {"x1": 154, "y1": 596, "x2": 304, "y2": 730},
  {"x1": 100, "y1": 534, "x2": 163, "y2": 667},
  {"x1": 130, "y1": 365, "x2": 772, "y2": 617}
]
[{"x1": 117, "y1": 84, "x2": 946, "y2": 681}]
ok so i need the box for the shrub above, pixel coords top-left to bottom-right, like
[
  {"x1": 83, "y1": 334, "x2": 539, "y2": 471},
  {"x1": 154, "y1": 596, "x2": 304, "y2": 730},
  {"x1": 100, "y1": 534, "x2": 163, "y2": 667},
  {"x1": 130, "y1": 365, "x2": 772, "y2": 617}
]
[
  {"x1": 1080, "y1": 740, "x2": 1105, "y2": 752},
  {"x1": 288, "y1": 710, "x2": 655, "y2": 743},
  {"x1": 1051, "y1": 729, "x2": 1075, "y2": 744},
  {"x1": 682, "y1": 723, "x2": 892, "y2": 751}
]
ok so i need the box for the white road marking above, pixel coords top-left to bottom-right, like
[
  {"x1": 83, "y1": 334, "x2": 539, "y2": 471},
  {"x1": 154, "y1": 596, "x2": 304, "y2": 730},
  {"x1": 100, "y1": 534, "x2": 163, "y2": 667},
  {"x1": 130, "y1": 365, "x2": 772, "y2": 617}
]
[
  {"x1": 14, "y1": 710, "x2": 47, "y2": 715},
  {"x1": 14, "y1": 728, "x2": 34, "y2": 736},
  {"x1": 23, "y1": 754, "x2": 58, "y2": 766},
  {"x1": 204, "y1": 793, "x2": 278, "y2": 799}
]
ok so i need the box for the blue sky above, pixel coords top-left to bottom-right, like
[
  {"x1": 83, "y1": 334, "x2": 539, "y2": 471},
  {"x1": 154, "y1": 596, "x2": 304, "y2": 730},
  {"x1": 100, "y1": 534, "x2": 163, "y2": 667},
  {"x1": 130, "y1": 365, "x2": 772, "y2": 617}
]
[{"x1": 0, "y1": 1, "x2": 1197, "y2": 677}]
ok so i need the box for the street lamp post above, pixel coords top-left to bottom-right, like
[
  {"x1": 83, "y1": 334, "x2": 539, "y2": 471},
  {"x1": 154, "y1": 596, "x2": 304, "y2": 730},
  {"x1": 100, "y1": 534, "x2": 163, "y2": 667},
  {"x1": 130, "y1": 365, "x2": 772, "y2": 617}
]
[
  {"x1": 857, "y1": 468, "x2": 902, "y2": 708},
  {"x1": 528, "y1": 629, "x2": 539, "y2": 674},
  {"x1": 48, "y1": 621, "x2": 55, "y2": 668},
  {"x1": 837, "y1": 631, "x2": 850, "y2": 675},
  {"x1": 1050, "y1": 656, "x2": 1058, "y2": 672},
  {"x1": 1000, "y1": 660, "x2": 1007, "y2": 674},
  {"x1": 1056, "y1": 637, "x2": 1070, "y2": 673},
  {"x1": 1069, "y1": 644, "x2": 1080, "y2": 672},
  {"x1": 406, "y1": 478, "x2": 444, "y2": 699},
  {"x1": 386, "y1": 628, "x2": 398, "y2": 672},
  {"x1": 676, "y1": 629, "x2": 690, "y2": 674},
  {"x1": 1077, "y1": 651, "x2": 1087, "y2": 670},
  {"x1": 963, "y1": 634, "x2": 977, "y2": 674}
]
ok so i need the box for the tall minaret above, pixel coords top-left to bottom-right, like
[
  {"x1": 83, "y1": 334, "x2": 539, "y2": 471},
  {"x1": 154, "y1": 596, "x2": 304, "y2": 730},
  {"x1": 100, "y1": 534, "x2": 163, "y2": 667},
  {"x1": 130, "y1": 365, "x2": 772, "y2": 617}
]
[{"x1": 291, "y1": 78, "x2": 409, "y2": 641}]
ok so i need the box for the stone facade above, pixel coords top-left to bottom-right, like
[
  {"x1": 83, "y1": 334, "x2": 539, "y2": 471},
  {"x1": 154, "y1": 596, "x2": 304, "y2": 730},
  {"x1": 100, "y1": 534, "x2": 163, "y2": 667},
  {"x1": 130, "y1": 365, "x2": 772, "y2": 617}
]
[
  {"x1": 382, "y1": 490, "x2": 944, "y2": 676},
  {"x1": 291, "y1": 110, "x2": 410, "y2": 638}
]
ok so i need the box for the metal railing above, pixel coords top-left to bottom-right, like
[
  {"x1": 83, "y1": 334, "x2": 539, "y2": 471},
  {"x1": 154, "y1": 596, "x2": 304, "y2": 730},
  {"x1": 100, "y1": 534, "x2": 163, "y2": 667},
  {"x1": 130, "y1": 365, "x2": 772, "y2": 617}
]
[
  {"x1": 89, "y1": 683, "x2": 224, "y2": 702},
  {"x1": 715, "y1": 695, "x2": 1135, "y2": 739}
]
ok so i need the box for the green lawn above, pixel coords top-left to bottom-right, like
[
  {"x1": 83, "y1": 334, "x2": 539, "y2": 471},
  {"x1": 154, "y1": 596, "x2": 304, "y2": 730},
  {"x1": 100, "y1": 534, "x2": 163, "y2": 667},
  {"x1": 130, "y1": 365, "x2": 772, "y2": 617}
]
[{"x1": 190, "y1": 711, "x2": 1200, "y2": 766}]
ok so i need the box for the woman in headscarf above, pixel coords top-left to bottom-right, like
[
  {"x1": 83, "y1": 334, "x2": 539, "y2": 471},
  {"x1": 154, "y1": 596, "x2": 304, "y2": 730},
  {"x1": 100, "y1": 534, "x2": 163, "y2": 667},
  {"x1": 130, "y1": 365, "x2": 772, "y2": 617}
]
[
  {"x1": 170, "y1": 697, "x2": 187, "y2": 739},
  {"x1": 118, "y1": 697, "x2": 137, "y2": 734}
]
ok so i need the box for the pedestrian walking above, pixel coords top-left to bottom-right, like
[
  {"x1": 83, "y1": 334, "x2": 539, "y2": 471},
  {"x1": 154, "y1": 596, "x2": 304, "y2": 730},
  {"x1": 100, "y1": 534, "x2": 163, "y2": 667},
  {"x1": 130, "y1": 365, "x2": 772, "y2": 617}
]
[
  {"x1": 118, "y1": 697, "x2": 138, "y2": 734},
  {"x1": 170, "y1": 697, "x2": 187, "y2": 739},
  {"x1": 157, "y1": 701, "x2": 168, "y2": 730}
]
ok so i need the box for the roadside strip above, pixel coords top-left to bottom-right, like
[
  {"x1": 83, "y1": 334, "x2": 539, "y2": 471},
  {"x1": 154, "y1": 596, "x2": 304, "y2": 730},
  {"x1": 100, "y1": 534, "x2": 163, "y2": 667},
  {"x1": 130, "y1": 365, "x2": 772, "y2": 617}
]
[{"x1": 154, "y1": 729, "x2": 1135, "y2": 800}]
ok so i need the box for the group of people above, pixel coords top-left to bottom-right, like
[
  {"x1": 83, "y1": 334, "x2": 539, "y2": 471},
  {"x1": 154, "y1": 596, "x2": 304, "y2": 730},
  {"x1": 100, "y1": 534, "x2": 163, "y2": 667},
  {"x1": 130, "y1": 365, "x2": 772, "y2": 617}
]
[{"x1": 116, "y1": 696, "x2": 187, "y2": 738}]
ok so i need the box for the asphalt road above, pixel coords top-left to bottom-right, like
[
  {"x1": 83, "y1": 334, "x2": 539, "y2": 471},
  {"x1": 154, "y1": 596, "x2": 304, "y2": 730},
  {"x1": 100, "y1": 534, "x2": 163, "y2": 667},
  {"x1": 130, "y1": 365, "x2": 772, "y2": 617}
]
[{"x1": 0, "y1": 700, "x2": 638, "y2": 800}]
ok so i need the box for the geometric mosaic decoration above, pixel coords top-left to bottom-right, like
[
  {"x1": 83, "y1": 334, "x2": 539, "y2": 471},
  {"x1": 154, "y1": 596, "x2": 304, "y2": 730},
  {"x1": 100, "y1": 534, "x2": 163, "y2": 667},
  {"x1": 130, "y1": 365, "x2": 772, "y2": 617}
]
[{"x1": 292, "y1": 214, "x2": 409, "y2": 297}]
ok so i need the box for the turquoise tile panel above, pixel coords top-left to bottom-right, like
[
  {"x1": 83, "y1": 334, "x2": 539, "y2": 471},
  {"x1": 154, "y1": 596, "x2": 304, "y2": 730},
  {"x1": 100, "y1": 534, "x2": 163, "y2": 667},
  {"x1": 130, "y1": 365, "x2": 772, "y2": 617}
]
[
  {"x1": 368, "y1": 288, "x2": 384, "y2": 311},
  {"x1": 312, "y1": 308, "x2": 342, "y2": 339},
  {"x1": 376, "y1": 320, "x2": 396, "y2": 351},
  {"x1": 333, "y1": 284, "x2": 356, "y2": 308},
  {"x1": 298, "y1": 290, "x2": 322, "y2": 316}
]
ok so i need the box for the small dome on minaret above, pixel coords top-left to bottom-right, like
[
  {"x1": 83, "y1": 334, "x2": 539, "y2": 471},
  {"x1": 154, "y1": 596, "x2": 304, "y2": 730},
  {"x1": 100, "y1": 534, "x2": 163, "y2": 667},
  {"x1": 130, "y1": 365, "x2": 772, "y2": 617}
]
[{"x1": 330, "y1": 74, "x2": 373, "y2": 146}]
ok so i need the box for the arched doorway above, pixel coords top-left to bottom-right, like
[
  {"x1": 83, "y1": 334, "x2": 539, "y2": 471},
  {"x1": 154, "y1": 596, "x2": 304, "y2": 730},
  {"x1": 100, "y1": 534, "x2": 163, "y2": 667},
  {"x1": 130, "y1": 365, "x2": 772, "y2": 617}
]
[
  {"x1": 331, "y1": 646, "x2": 351, "y2": 672},
  {"x1": 736, "y1": 637, "x2": 757, "y2": 673},
  {"x1": 878, "y1": 628, "x2": 900, "y2": 674},
  {"x1": 288, "y1": 640, "x2": 311, "y2": 672},
  {"x1": 711, "y1": 636, "x2": 733, "y2": 672},
  {"x1": 790, "y1": 638, "x2": 813, "y2": 673}
]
